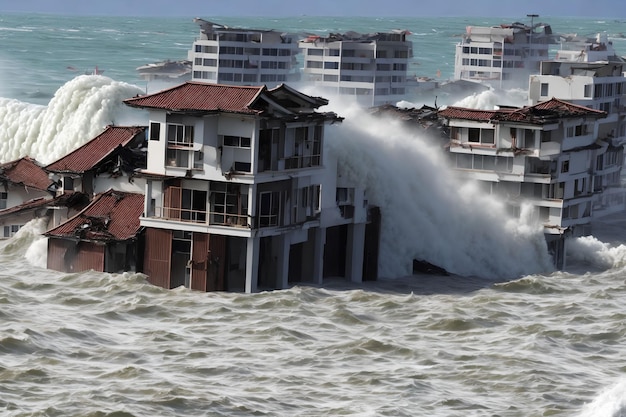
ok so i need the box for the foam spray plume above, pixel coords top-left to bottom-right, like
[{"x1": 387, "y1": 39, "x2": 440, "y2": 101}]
[
  {"x1": 0, "y1": 74, "x2": 145, "y2": 165},
  {"x1": 322, "y1": 95, "x2": 555, "y2": 279}
]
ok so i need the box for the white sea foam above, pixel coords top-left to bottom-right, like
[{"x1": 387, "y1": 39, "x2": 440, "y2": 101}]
[
  {"x1": 567, "y1": 235, "x2": 626, "y2": 270},
  {"x1": 451, "y1": 87, "x2": 528, "y2": 110},
  {"x1": 320, "y1": 94, "x2": 554, "y2": 279},
  {"x1": 578, "y1": 378, "x2": 626, "y2": 417},
  {"x1": 0, "y1": 74, "x2": 145, "y2": 165}
]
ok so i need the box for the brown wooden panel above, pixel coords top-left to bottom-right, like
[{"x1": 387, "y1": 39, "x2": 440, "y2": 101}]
[
  {"x1": 144, "y1": 227, "x2": 172, "y2": 289},
  {"x1": 190, "y1": 232, "x2": 209, "y2": 292},
  {"x1": 72, "y1": 242, "x2": 105, "y2": 272},
  {"x1": 47, "y1": 238, "x2": 71, "y2": 272},
  {"x1": 164, "y1": 181, "x2": 181, "y2": 220}
]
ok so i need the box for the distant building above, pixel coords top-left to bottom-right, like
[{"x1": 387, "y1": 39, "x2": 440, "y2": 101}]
[
  {"x1": 554, "y1": 32, "x2": 623, "y2": 63},
  {"x1": 529, "y1": 61, "x2": 626, "y2": 219},
  {"x1": 299, "y1": 30, "x2": 412, "y2": 107},
  {"x1": 124, "y1": 82, "x2": 379, "y2": 293},
  {"x1": 189, "y1": 19, "x2": 300, "y2": 88},
  {"x1": 454, "y1": 20, "x2": 556, "y2": 89},
  {"x1": 439, "y1": 98, "x2": 609, "y2": 268}
]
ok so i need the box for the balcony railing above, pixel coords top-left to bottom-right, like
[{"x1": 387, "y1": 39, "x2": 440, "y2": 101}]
[{"x1": 152, "y1": 206, "x2": 250, "y2": 228}]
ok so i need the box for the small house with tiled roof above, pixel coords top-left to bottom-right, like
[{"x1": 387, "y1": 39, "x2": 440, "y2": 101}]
[
  {"x1": 0, "y1": 157, "x2": 58, "y2": 237},
  {"x1": 45, "y1": 125, "x2": 147, "y2": 198},
  {"x1": 124, "y1": 82, "x2": 379, "y2": 293},
  {"x1": 45, "y1": 189, "x2": 145, "y2": 274},
  {"x1": 439, "y1": 98, "x2": 610, "y2": 268}
]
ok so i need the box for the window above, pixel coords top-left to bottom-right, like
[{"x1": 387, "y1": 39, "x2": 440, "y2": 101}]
[
  {"x1": 307, "y1": 48, "x2": 323, "y2": 56},
  {"x1": 223, "y1": 135, "x2": 251, "y2": 148},
  {"x1": 259, "y1": 191, "x2": 280, "y2": 227},
  {"x1": 523, "y1": 129, "x2": 535, "y2": 148},
  {"x1": 0, "y1": 192, "x2": 7, "y2": 209},
  {"x1": 210, "y1": 182, "x2": 248, "y2": 227},
  {"x1": 166, "y1": 148, "x2": 190, "y2": 168},
  {"x1": 3, "y1": 224, "x2": 21, "y2": 237},
  {"x1": 468, "y1": 128, "x2": 480, "y2": 143},
  {"x1": 180, "y1": 189, "x2": 207, "y2": 222},
  {"x1": 584, "y1": 84, "x2": 592, "y2": 98},
  {"x1": 482, "y1": 129, "x2": 495, "y2": 144},
  {"x1": 540, "y1": 83, "x2": 549, "y2": 96},
  {"x1": 149, "y1": 122, "x2": 160, "y2": 141},
  {"x1": 324, "y1": 61, "x2": 338, "y2": 70},
  {"x1": 167, "y1": 124, "x2": 194, "y2": 146},
  {"x1": 561, "y1": 160, "x2": 569, "y2": 173}
]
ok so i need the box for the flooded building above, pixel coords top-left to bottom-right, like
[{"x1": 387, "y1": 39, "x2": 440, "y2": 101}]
[
  {"x1": 124, "y1": 82, "x2": 379, "y2": 292},
  {"x1": 439, "y1": 98, "x2": 609, "y2": 268},
  {"x1": 529, "y1": 61, "x2": 626, "y2": 219},
  {"x1": 299, "y1": 30, "x2": 412, "y2": 106},
  {"x1": 189, "y1": 19, "x2": 300, "y2": 88}
]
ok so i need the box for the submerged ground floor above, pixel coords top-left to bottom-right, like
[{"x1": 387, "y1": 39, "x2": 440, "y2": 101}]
[{"x1": 142, "y1": 208, "x2": 381, "y2": 292}]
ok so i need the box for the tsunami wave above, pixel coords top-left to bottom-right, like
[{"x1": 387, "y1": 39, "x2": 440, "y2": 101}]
[
  {"x1": 4, "y1": 76, "x2": 624, "y2": 280},
  {"x1": 320, "y1": 94, "x2": 555, "y2": 279},
  {"x1": 0, "y1": 74, "x2": 145, "y2": 165}
]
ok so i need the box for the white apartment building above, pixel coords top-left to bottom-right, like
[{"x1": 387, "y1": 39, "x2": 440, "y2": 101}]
[
  {"x1": 189, "y1": 19, "x2": 300, "y2": 88},
  {"x1": 439, "y1": 98, "x2": 608, "y2": 268},
  {"x1": 299, "y1": 30, "x2": 412, "y2": 107},
  {"x1": 454, "y1": 20, "x2": 556, "y2": 89},
  {"x1": 555, "y1": 32, "x2": 622, "y2": 63},
  {"x1": 529, "y1": 61, "x2": 626, "y2": 218},
  {"x1": 124, "y1": 82, "x2": 380, "y2": 293}
]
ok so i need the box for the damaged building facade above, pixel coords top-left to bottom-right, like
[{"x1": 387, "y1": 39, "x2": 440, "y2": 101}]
[
  {"x1": 298, "y1": 30, "x2": 412, "y2": 106},
  {"x1": 454, "y1": 20, "x2": 557, "y2": 89},
  {"x1": 529, "y1": 61, "x2": 626, "y2": 219},
  {"x1": 439, "y1": 98, "x2": 610, "y2": 269},
  {"x1": 124, "y1": 82, "x2": 379, "y2": 293},
  {"x1": 189, "y1": 19, "x2": 301, "y2": 88}
]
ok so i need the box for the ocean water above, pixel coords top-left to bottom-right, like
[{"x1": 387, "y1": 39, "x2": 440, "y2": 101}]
[{"x1": 1, "y1": 13, "x2": 626, "y2": 416}]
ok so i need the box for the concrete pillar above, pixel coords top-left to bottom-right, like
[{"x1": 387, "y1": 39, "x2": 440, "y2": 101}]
[
  {"x1": 345, "y1": 223, "x2": 366, "y2": 283},
  {"x1": 245, "y1": 236, "x2": 260, "y2": 293},
  {"x1": 276, "y1": 234, "x2": 291, "y2": 289},
  {"x1": 312, "y1": 228, "x2": 325, "y2": 285}
]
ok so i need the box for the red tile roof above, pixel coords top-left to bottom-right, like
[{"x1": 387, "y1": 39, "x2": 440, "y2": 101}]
[
  {"x1": 45, "y1": 190, "x2": 144, "y2": 241},
  {"x1": 124, "y1": 82, "x2": 265, "y2": 114},
  {"x1": 439, "y1": 98, "x2": 606, "y2": 124},
  {"x1": 0, "y1": 197, "x2": 50, "y2": 218},
  {"x1": 46, "y1": 125, "x2": 146, "y2": 174},
  {"x1": 0, "y1": 157, "x2": 54, "y2": 192},
  {"x1": 437, "y1": 107, "x2": 506, "y2": 122}
]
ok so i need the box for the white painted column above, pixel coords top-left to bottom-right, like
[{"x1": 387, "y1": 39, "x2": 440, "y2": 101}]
[
  {"x1": 345, "y1": 223, "x2": 366, "y2": 283},
  {"x1": 245, "y1": 236, "x2": 260, "y2": 293}
]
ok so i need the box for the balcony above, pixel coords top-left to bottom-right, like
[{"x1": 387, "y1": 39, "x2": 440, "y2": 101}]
[{"x1": 152, "y1": 206, "x2": 250, "y2": 228}]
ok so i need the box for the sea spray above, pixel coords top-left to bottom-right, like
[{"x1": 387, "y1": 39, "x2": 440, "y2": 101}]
[
  {"x1": 321, "y1": 95, "x2": 554, "y2": 279},
  {"x1": 0, "y1": 74, "x2": 145, "y2": 165},
  {"x1": 578, "y1": 378, "x2": 626, "y2": 417},
  {"x1": 567, "y1": 236, "x2": 626, "y2": 270}
]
